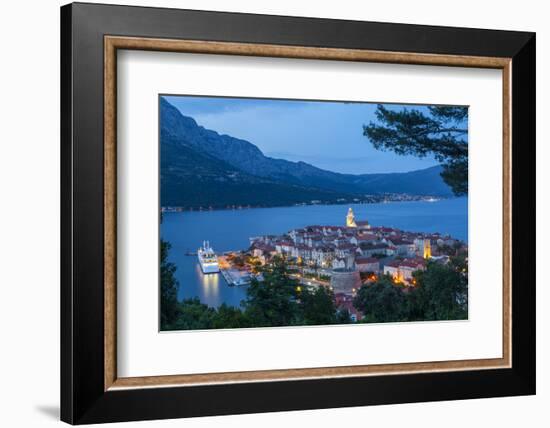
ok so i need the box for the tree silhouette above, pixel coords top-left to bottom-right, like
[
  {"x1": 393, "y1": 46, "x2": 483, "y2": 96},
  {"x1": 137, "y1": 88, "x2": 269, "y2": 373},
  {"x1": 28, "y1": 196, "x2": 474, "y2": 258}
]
[
  {"x1": 160, "y1": 240, "x2": 180, "y2": 329},
  {"x1": 363, "y1": 105, "x2": 468, "y2": 195}
]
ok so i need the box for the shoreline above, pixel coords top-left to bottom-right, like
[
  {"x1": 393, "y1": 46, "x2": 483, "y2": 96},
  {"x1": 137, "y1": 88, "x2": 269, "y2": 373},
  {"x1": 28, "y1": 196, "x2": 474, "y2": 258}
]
[{"x1": 162, "y1": 195, "x2": 455, "y2": 214}]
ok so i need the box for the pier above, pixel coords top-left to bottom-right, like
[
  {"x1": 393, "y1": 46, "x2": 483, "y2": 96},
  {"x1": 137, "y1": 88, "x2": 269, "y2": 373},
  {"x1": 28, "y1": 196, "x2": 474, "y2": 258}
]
[{"x1": 220, "y1": 269, "x2": 251, "y2": 286}]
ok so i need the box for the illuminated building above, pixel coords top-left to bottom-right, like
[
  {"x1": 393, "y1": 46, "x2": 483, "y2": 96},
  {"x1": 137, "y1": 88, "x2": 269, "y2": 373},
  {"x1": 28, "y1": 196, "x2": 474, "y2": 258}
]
[
  {"x1": 423, "y1": 239, "x2": 432, "y2": 259},
  {"x1": 346, "y1": 207, "x2": 357, "y2": 228}
]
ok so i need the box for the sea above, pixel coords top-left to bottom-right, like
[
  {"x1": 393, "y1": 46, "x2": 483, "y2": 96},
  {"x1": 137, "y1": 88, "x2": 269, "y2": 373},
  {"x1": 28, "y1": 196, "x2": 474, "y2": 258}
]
[{"x1": 161, "y1": 197, "x2": 468, "y2": 308}]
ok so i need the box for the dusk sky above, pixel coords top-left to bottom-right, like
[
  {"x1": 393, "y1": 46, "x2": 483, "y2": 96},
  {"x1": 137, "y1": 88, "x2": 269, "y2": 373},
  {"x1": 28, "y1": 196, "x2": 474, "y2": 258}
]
[{"x1": 163, "y1": 95, "x2": 447, "y2": 174}]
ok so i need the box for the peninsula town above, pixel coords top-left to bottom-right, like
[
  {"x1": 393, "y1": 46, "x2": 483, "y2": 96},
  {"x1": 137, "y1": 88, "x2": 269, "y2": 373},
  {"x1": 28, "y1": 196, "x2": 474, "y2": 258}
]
[{"x1": 213, "y1": 207, "x2": 467, "y2": 322}]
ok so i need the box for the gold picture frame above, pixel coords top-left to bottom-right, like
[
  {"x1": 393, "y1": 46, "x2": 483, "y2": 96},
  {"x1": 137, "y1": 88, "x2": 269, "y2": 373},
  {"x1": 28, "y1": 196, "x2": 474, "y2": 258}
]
[{"x1": 103, "y1": 36, "x2": 512, "y2": 391}]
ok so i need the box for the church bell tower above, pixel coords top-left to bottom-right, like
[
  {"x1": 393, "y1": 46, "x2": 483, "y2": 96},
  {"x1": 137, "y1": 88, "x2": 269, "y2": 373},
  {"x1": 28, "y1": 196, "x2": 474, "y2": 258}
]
[
  {"x1": 346, "y1": 207, "x2": 357, "y2": 228},
  {"x1": 423, "y1": 239, "x2": 432, "y2": 259}
]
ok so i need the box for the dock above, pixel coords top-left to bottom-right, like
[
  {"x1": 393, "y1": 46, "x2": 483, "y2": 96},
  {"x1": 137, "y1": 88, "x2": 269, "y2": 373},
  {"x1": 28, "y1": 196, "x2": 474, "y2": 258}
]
[{"x1": 221, "y1": 269, "x2": 251, "y2": 286}]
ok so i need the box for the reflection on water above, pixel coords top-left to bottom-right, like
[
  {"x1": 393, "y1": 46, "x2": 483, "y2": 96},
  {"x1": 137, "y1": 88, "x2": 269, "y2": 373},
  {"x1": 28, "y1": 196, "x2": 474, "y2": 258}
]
[
  {"x1": 171, "y1": 253, "x2": 248, "y2": 308},
  {"x1": 196, "y1": 264, "x2": 221, "y2": 301}
]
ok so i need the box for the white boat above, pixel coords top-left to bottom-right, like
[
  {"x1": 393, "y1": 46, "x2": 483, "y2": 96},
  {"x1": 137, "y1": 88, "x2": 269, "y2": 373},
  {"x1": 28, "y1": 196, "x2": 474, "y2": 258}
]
[{"x1": 197, "y1": 241, "x2": 220, "y2": 274}]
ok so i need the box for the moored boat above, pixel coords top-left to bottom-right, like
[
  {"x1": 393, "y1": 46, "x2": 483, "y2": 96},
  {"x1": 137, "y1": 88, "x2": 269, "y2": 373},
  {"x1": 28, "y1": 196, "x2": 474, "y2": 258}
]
[{"x1": 197, "y1": 241, "x2": 220, "y2": 274}]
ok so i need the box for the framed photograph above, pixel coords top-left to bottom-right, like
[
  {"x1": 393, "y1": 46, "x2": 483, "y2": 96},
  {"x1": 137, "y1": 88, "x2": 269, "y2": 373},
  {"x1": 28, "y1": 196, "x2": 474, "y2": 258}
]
[{"x1": 60, "y1": 2, "x2": 535, "y2": 424}]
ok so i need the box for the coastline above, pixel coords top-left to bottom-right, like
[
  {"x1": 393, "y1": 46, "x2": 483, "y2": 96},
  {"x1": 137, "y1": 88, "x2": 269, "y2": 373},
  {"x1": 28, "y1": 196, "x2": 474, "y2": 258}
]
[
  {"x1": 162, "y1": 198, "x2": 468, "y2": 307},
  {"x1": 161, "y1": 194, "x2": 450, "y2": 214}
]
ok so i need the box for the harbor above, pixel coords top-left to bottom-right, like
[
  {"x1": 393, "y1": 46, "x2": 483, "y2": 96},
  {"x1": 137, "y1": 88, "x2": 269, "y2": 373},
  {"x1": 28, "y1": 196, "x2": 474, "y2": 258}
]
[
  {"x1": 188, "y1": 204, "x2": 464, "y2": 303},
  {"x1": 195, "y1": 243, "x2": 253, "y2": 287},
  {"x1": 220, "y1": 269, "x2": 252, "y2": 286},
  {"x1": 163, "y1": 198, "x2": 467, "y2": 308}
]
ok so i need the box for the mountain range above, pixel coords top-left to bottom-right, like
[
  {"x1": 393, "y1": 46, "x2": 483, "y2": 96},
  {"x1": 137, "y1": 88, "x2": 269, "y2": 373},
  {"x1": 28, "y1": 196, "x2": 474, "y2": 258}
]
[{"x1": 160, "y1": 98, "x2": 453, "y2": 209}]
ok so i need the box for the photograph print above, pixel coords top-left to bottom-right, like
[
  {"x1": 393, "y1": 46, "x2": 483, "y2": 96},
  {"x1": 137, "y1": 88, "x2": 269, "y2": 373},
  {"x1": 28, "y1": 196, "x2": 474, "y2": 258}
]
[{"x1": 160, "y1": 95, "x2": 469, "y2": 331}]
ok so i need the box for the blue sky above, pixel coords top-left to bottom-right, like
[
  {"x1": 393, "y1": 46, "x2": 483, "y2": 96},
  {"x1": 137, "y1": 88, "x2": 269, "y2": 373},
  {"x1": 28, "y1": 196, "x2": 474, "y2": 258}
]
[{"x1": 164, "y1": 95, "x2": 451, "y2": 174}]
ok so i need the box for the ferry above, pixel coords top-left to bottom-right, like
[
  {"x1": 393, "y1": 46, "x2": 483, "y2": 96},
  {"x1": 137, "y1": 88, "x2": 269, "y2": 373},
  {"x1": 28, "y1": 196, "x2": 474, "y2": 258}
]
[{"x1": 197, "y1": 241, "x2": 220, "y2": 274}]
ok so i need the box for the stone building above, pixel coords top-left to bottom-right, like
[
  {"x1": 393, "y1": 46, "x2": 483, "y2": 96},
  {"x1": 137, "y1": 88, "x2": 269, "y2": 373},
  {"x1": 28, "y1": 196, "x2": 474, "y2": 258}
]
[{"x1": 330, "y1": 268, "x2": 362, "y2": 293}]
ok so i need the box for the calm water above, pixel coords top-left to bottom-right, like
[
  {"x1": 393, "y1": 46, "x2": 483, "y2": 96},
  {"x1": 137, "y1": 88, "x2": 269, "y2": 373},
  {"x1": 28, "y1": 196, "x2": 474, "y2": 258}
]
[{"x1": 161, "y1": 197, "x2": 468, "y2": 308}]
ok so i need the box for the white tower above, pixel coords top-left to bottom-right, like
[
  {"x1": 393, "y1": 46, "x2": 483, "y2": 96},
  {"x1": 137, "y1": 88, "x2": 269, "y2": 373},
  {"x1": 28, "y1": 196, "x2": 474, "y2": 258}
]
[{"x1": 346, "y1": 207, "x2": 357, "y2": 228}]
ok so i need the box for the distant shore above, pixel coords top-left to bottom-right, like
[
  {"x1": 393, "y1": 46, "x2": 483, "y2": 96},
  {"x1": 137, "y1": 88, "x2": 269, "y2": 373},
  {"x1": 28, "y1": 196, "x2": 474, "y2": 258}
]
[{"x1": 161, "y1": 194, "x2": 448, "y2": 213}]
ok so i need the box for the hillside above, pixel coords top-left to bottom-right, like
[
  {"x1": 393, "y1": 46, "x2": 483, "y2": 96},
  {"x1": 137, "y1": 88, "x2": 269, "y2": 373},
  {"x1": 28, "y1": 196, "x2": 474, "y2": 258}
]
[
  {"x1": 160, "y1": 98, "x2": 454, "y2": 208},
  {"x1": 161, "y1": 129, "x2": 360, "y2": 208}
]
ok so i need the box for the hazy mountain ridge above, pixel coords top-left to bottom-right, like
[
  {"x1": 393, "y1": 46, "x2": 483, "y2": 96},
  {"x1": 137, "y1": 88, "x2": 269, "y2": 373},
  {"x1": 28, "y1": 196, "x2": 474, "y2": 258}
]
[
  {"x1": 161, "y1": 128, "x2": 360, "y2": 208},
  {"x1": 160, "y1": 98, "x2": 454, "y2": 208}
]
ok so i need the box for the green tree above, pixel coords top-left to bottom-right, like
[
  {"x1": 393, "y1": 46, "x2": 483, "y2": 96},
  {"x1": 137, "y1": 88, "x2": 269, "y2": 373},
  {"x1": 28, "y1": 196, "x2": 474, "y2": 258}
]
[
  {"x1": 335, "y1": 308, "x2": 353, "y2": 324},
  {"x1": 247, "y1": 256, "x2": 263, "y2": 274},
  {"x1": 363, "y1": 105, "x2": 468, "y2": 195},
  {"x1": 167, "y1": 298, "x2": 216, "y2": 331},
  {"x1": 299, "y1": 286, "x2": 337, "y2": 325},
  {"x1": 409, "y1": 261, "x2": 468, "y2": 320},
  {"x1": 243, "y1": 256, "x2": 300, "y2": 327},
  {"x1": 450, "y1": 254, "x2": 468, "y2": 275},
  {"x1": 160, "y1": 240, "x2": 180, "y2": 329},
  {"x1": 353, "y1": 276, "x2": 407, "y2": 323},
  {"x1": 212, "y1": 304, "x2": 250, "y2": 329}
]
